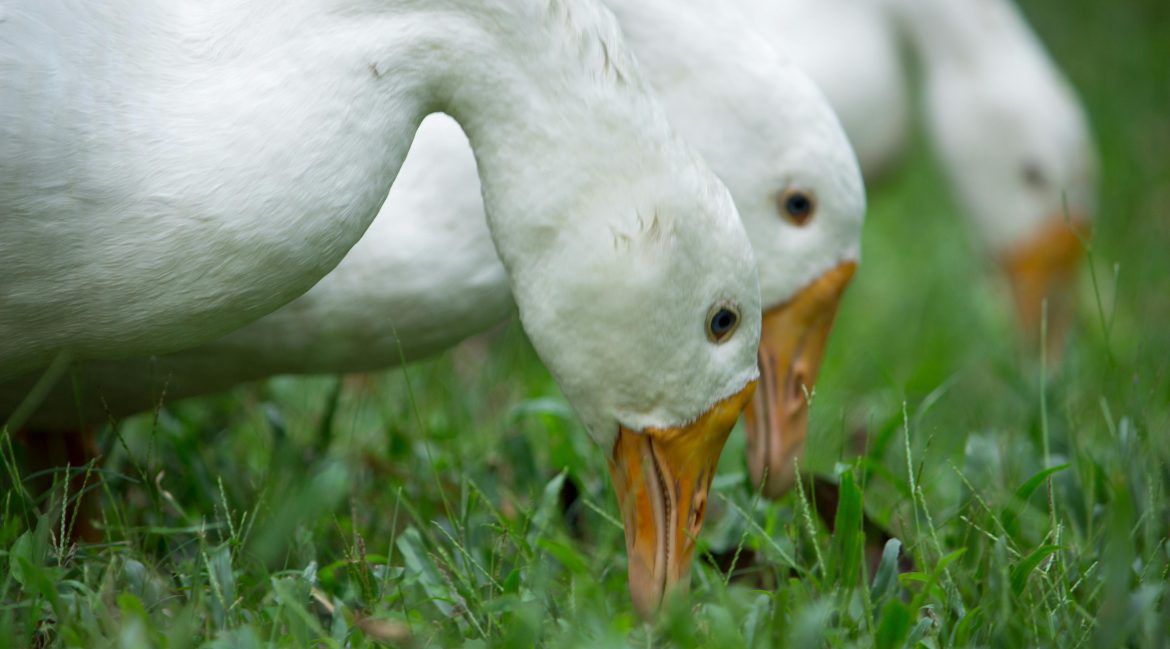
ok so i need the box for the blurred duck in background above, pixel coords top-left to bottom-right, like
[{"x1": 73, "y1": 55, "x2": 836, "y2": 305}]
[{"x1": 756, "y1": 0, "x2": 1098, "y2": 352}]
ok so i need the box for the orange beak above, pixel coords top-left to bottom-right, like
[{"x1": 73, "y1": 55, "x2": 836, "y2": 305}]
[
  {"x1": 607, "y1": 381, "x2": 757, "y2": 619},
  {"x1": 744, "y1": 262, "x2": 856, "y2": 498},
  {"x1": 999, "y1": 217, "x2": 1088, "y2": 357}
]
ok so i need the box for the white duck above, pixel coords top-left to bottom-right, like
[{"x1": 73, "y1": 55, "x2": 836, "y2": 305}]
[
  {"x1": 0, "y1": 0, "x2": 764, "y2": 614},
  {"x1": 759, "y1": 0, "x2": 1098, "y2": 344},
  {"x1": 898, "y1": 0, "x2": 1097, "y2": 344}
]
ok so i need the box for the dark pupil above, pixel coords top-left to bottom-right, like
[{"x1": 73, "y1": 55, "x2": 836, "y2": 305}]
[
  {"x1": 1022, "y1": 164, "x2": 1046, "y2": 187},
  {"x1": 711, "y1": 309, "x2": 736, "y2": 335},
  {"x1": 787, "y1": 193, "x2": 811, "y2": 217}
]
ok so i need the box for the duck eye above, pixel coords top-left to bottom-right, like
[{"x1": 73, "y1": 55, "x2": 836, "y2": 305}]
[
  {"x1": 706, "y1": 303, "x2": 740, "y2": 343},
  {"x1": 778, "y1": 189, "x2": 816, "y2": 226},
  {"x1": 1022, "y1": 162, "x2": 1047, "y2": 188}
]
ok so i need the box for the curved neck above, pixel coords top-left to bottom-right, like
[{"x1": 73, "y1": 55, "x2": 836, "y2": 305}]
[{"x1": 410, "y1": 0, "x2": 678, "y2": 281}]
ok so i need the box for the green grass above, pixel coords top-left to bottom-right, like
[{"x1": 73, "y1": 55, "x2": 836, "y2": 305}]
[{"x1": 3, "y1": 0, "x2": 1169, "y2": 646}]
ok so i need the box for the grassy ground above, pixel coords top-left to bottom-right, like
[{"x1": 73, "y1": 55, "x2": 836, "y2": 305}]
[{"x1": 3, "y1": 0, "x2": 1169, "y2": 646}]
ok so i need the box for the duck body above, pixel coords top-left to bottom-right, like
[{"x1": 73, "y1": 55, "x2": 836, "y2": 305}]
[
  {"x1": 2, "y1": 115, "x2": 505, "y2": 423},
  {"x1": 150, "y1": 117, "x2": 508, "y2": 379},
  {"x1": 1, "y1": 0, "x2": 426, "y2": 376}
]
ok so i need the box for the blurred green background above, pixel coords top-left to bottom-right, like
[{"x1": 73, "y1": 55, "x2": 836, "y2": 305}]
[{"x1": 2, "y1": 0, "x2": 1168, "y2": 646}]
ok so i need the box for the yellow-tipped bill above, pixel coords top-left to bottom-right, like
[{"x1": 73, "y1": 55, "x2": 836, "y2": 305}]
[
  {"x1": 608, "y1": 381, "x2": 757, "y2": 619},
  {"x1": 745, "y1": 262, "x2": 856, "y2": 498},
  {"x1": 999, "y1": 217, "x2": 1088, "y2": 356}
]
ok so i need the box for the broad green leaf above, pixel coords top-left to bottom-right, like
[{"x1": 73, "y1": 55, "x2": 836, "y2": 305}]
[
  {"x1": 906, "y1": 607, "x2": 936, "y2": 646},
  {"x1": 871, "y1": 537, "x2": 903, "y2": 605},
  {"x1": 7, "y1": 533, "x2": 33, "y2": 588},
  {"x1": 527, "y1": 469, "x2": 567, "y2": 545},
  {"x1": 116, "y1": 592, "x2": 149, "y2": 621},
  {"x1": 875, "y1": 600, "x2": 912, "y2": 649},
  {"x1": 829, "y1": 471, "x2": 865, "y2": 586},
  {"x1": 742, "y1": 593, "x2": 771, "y2": 649},
  {"x1": 396, "y1": 527, "x2": 460, "y2": 621},
  {"x1": 934, "y1": 548, "x2": 967, "y2": 574},
  {"x1": 1000, "y1": 464, "x2": 1070, "y2": 531},
  {"x1": 270, "y1": 576, "x2": 329, "y2": 642},
  {"x1": 951, "y1": 606, "x2": 985, "y2": 646},
  {"x1": 14, "y1": 556, "x2": 59, "y2": 607},
  {"x1": 502, "y1": 567, "x2": 522, "y2": 594},
  {"x1": 1010, "y1": 544, "x2": 1061, "y2": 596},
  {"x1": 537, "y1": 537, "x2": 589, "y2": 574}
]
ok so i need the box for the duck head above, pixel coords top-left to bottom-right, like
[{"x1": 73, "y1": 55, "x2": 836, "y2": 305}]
[
  {"x1": 926, "y1": 68, "x2": 1096, "y2": 355},
  {"x1": 490, "y1": 140, "x2": 762, "y2": 618},
  {"x1": 913, "y1": 0, "x2": 1098, "y2": 356}
]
